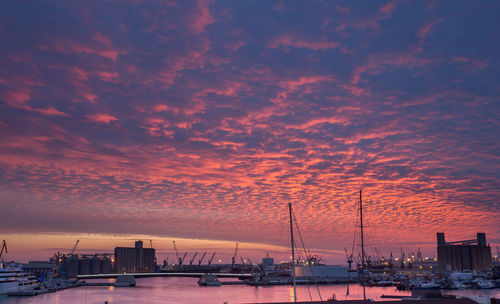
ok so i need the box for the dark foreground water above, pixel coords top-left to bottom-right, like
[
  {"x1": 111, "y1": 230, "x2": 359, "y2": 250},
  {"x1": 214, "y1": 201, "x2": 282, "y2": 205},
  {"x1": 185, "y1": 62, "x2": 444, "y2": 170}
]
[{"x1": 0, "y1": 277, "x2": 498, "y2": 304}]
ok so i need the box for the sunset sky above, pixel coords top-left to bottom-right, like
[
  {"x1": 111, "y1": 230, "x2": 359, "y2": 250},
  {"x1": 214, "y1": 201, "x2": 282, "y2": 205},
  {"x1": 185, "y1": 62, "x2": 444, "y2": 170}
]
[{"x1": 0, "y1": 1, "x2": 499, "y2": 264}]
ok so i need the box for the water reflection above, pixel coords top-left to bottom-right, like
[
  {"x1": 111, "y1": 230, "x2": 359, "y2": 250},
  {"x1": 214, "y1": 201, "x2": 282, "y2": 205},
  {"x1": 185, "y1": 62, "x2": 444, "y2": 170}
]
[{"x1": 0, "y1": 277, "x2": 497, "y2": 304}]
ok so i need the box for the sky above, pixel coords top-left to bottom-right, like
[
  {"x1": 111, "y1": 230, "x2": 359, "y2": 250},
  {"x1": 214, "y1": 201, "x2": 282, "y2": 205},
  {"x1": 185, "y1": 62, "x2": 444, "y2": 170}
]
[{"x1": 0, "y1": 0, "x2": 499, "y2": 264}]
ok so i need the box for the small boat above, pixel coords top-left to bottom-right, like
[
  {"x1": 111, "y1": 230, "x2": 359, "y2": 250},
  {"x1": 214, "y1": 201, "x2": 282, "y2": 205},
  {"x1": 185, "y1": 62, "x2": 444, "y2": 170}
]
[
  {"x1": 474, "y1": 279, "x2": 495, "y2": 289},
  {"x1": 198, "y1": 274, "x2": 221, "y2": 286},
  {"x1": 368, "y1": 280, "x2": 395, "y2": 287}
]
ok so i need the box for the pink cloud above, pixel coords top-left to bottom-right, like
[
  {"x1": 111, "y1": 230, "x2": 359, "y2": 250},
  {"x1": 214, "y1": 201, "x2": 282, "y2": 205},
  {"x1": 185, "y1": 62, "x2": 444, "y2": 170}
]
[
  {"x1": 37, "y1": 106, "x2": 71, "y2": 117},
  {"x1": 2, "y1": 90, "x2": 31, "y2": 108},
  {"x1": 43, "y1": 40, "x2": 125, "y2": 61},
  {"x1": 453, "y1": 56, "x2": 488, "y2": 72},
  {"x1": 380, "y1": 1, "x2": 397, "y2": 15},
  {"x1": 86, "y1": 113, "x2": 118, "y2": 124},
  {"x1": 354, "y1": 1, "x2": 398, "y2": 29},
  {"x1": 189, "y1": 0, "x2": 214, "y2": 34},
  {"x1": 267, "y1": 35, "x2": 340, "y2": 50},
  {"x1": 415, "y1": 19, "x2": 442, "y2": 52}
]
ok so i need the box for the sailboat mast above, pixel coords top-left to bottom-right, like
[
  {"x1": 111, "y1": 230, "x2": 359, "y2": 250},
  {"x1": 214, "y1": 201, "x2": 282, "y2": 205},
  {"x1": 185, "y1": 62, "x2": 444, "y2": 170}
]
[
  {"x1": 359, "y1": 190, "x2": 367, "y2": 301},
  {"x1": 288, "y1": 203, "x2": 297, "y2": 303},
  {"x1": 359, "y1": 190, "x2": 365, "y2": 270}
]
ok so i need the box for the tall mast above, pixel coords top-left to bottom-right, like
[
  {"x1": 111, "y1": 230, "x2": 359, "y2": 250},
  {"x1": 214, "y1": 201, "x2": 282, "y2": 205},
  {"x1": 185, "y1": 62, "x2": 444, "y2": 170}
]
[
  {"x1": 289, "y1": 203, "x2": 297, "y2": 303},
  {"x1": 360, "y1": 190, "x2": 365, "y2": 270},
  {"x1": 359, "y1": 190, "x2": 366, "y2": 301}
]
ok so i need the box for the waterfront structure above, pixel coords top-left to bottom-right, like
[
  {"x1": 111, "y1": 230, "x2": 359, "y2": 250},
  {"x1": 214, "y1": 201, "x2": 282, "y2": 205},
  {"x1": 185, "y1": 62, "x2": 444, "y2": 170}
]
[
  {"x1": 294, "y1": 265, "x2": 349, "y2": 279},
  {"x1": 114, "y1": 241, "x2": 156, "y2": 273},
  {"x1": 436, "y1": 232, "x2": 492, "y2": 272},
  {"x1": 22, "y1": 261, "x2": 60, "y2": 277}
]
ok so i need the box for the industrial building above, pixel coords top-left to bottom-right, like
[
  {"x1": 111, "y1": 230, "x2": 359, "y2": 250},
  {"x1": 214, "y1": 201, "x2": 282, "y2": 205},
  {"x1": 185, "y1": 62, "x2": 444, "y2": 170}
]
[
  {"x1": 57, "y1": 254, "x2": 113, "y2": 278},
  {"x1": 114, "y1": 240, "x2": 156, "y2": 273},
  {"x1": 436, "y1": 232, "x2": 492, "y2": 272}
]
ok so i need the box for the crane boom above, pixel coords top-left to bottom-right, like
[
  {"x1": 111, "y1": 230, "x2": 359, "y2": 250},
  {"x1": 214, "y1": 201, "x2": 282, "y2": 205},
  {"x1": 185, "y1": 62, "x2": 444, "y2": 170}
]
[
  {"x1": 189, "y1": 252, "x2": 198, "y2": 266},
  {"x1": 198, "y1": 252, "x2": 207, "y2": 265},
  {"x1": 70, "y1": 240, "x2": 79, "y2": 255},
  {"x1": 180, "y1": 252, "x2": 188, "y2": 265},
  {"x1": 173, "y1": 241, "x2": 180, "y2": 264},
  {"x1": 208, "y1": 252, "x2": 216, "y2": 265},
  {"x1": 0, "y1": 240, "x2": 7, "y2": 259},
  {"x1": 231, "y1": 243, "x2": 239, "y2": 267}
]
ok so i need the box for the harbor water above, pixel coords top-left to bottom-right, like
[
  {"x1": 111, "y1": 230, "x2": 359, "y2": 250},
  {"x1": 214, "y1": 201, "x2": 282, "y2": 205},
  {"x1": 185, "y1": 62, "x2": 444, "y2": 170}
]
[{"x1": 0, "y1": 277, "x2": 498, "y2": 304}]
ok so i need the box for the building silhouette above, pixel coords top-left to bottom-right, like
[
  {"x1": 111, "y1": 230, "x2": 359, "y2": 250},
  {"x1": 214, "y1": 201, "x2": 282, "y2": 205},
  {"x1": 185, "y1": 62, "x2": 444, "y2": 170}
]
[
  {"x1": 437, "y1": 232, "x2": 492, "y2": 272},
  {"x1": 114, "y1": 241, "x2": 156, "y2": 273}
]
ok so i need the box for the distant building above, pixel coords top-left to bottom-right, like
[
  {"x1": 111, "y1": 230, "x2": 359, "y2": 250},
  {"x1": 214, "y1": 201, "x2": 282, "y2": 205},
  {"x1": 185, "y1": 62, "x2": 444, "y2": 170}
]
[
  {"x1": 23, "y1": 261, "x2": 60, "y2": 276},
  {"x1": 436, "y1": 232, "x2": 492, "y2": 272},
  {"x1": 114, "y1": 241, "x2": 156, "y2": 273}
]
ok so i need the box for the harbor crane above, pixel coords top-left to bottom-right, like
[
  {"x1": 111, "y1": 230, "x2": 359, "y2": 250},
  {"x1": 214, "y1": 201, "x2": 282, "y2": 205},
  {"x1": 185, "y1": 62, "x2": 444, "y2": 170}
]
[
  {"x1": 0, "y1": 240, "x2": 7, "y2": 259},
  {"x1": 180, "y1": 252, "x2": 188, "y2": 265},
  {"x1": 247, "y1": 257, "x2": 252, "y2": 265},
  {"x1": 173, "y1": 241, "x2": 180, "y2": 265},
  {"x1": 240, "y1": 257, "x2": 246, "y2": 265},
  {"x1": 231, "y1": 243, "x2": 239, "y2": 268},
  {"x1": 189, "y1": 252, "x2": 198, "y2": 266},
  {"x1": 344, "y1": 247, "x2": 353, "y2": 270},
  {"x1": 70, "y1": 240, "x2": 79, "y2": 255},
  {"x1": 207, "y1": 252, "x2": 216, "y2": 265},
  {"x1": 198, "y1": 252, "x2": 207, "y2": 265}
]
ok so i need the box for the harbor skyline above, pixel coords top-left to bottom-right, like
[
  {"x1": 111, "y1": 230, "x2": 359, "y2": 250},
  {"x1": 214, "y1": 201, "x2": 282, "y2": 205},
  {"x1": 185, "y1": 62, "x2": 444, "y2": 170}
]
[{"x1": 1, "y1": 1, "x2": 499, "y2": 264}]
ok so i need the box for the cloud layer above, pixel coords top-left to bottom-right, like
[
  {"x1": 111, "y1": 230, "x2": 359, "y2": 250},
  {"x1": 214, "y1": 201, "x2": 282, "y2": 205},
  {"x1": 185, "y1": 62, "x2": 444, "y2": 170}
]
[{"x1": 1, "y1": 0, "x2": 499, "y2": 262}]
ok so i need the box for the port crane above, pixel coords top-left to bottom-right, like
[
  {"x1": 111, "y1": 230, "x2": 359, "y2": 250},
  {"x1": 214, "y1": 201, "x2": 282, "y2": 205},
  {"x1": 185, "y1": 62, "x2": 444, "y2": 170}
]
[
  {"x1": 198, "y1": 252, "x2": 206, "y2": 265},
  {"x1": 189, "y1": 252, "x2": 198, "y2": 266},
  {"x1": 173, "y1": 241, "x2": 180, "y2": 265},
  {"x1": 0, "y1": 240, "x2": 7, "y2": 259},
  {"x1": 207, "y1": 252, "x2": 216, "y2": 265},
  {"x1": 231, "y1": 243, "x2": 239, "y2": 268},
  {"x1": 70, "y1": 240, "x2": 79, "y2": 255},
  {"x1": 180, "y1": 252, "x2": 188, "y2": 265}
]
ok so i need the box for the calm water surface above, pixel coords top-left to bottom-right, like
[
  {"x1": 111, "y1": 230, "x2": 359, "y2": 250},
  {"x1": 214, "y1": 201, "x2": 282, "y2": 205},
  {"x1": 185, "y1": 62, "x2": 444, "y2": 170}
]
[{"x1": 0, "y1": 277, "x2": 498, "y2": 304}]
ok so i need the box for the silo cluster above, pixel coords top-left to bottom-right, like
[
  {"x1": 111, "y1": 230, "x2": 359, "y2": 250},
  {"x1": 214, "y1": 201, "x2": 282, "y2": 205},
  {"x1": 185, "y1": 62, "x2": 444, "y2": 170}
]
[{"x1": 61, "y1": 254, "x2": 113, "y2": 277}]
